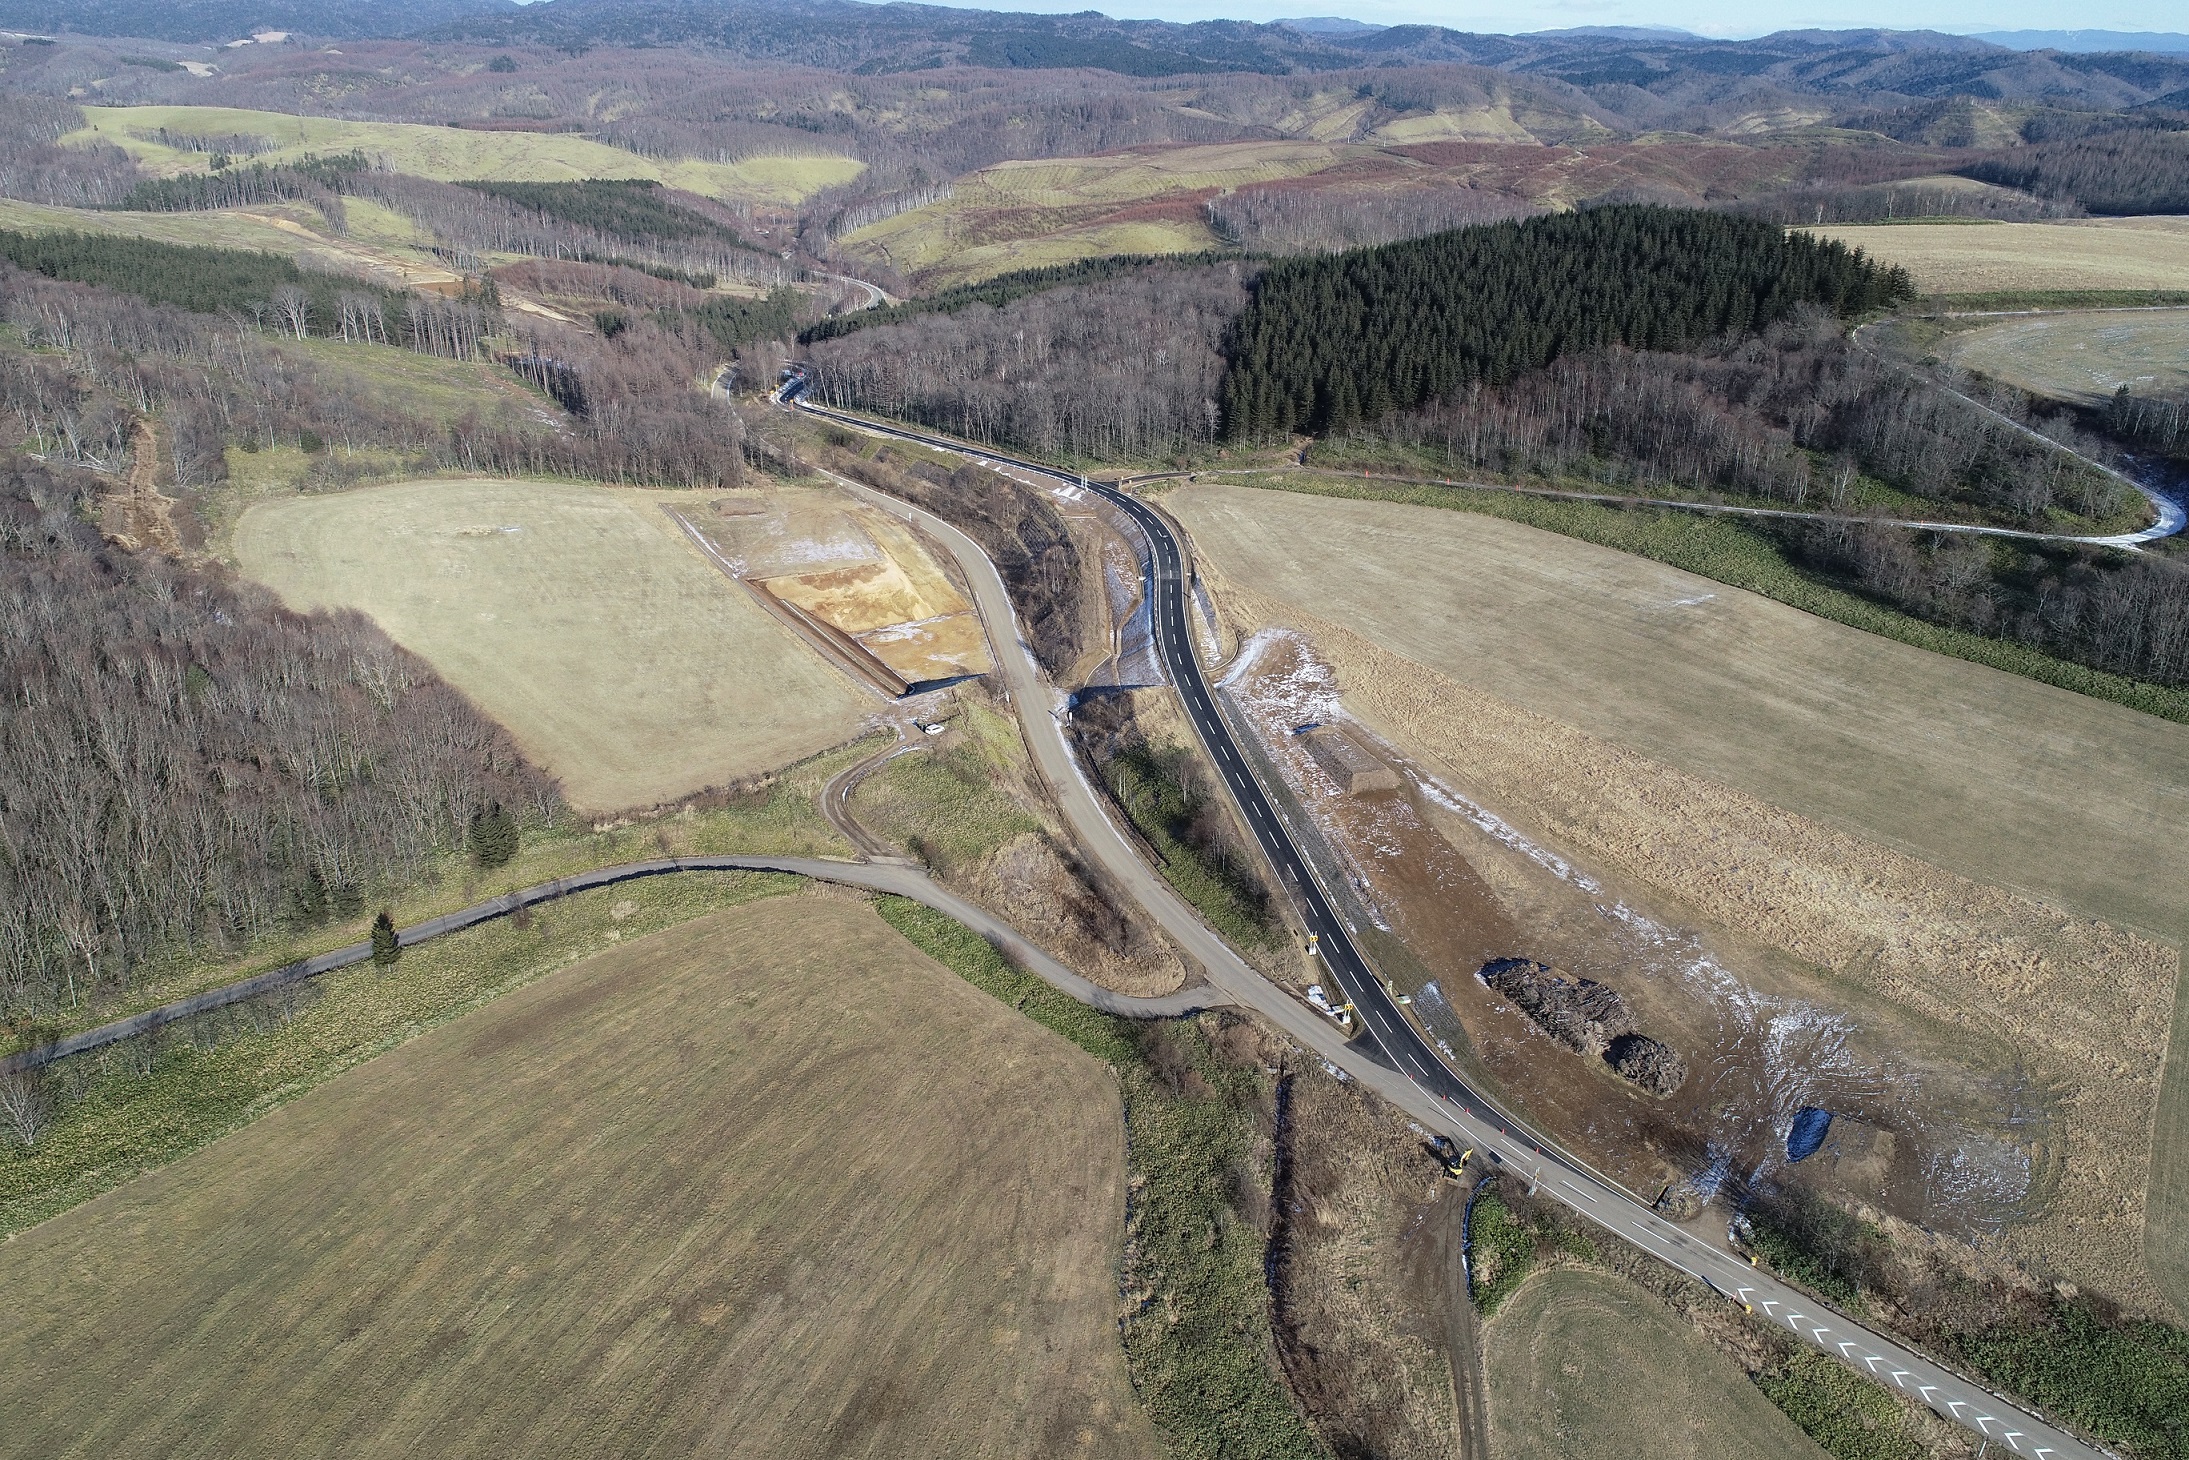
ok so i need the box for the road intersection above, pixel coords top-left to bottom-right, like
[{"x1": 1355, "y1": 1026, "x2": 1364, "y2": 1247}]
[{"x1": 789, "y1": 390, "x2": 2114, "y2": 1460}]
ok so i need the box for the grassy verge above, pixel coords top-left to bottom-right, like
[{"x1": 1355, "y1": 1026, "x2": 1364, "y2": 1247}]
[
  {"x1": 1956, "y1": 1302, "x2": 2189, "y2": 1459},
  {"x1": 1105, "y1": 742, "x2": 1278, "y2": 950},
  {"x1": 1745, "y1": 1209, "x2": 1867, "y2": 1308},
  {"x1": 1228, "y1": 472, "x2": 2189, "y2": 724},
  {"x1": 1756, "y1": 1351, "x2": 1924, "y2": 1460},
  {"x1": 1746, "y1": 1194, "x2": 2189, "y2": 1459},
  {"x1": 10, "y1": 734, "x2": 882, "y2": 1057},
  {"x1": 1466, "y1": 1188, "x2": 1596, "y2": 1316},
  {"x1": 1, "y1": 871, "x2": 800, "y2": 1238},
  {"x1": 875, "y1": 896, "x2": 1320, "y2": 1460},
  {"x1": 1923, "y1": 290, "x2": 2189, "y2": 313},
  {"x1": 851, "y1": 707, "x2": 1041, "y2": 873}
]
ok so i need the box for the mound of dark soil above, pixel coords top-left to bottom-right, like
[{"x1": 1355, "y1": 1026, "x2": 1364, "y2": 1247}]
[
  {"x1": 1605, "y1": 1033, "x2": 1688, "y2": 1096},
  {"x1": 1478, "y1": 957, "x2": 1633, "y2": 1056}
]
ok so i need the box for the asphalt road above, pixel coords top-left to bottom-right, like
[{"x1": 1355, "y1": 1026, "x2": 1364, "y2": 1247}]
[
  {"x1": 791, "y1": 392, "x2": 2112, "y2": 1460},
  {"x1": 1, "y1": 855, "x2": 1216, "y2": 1078}
]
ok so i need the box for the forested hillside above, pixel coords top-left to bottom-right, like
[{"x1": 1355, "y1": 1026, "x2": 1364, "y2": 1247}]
[
  {"x1": 0, "y1": 457, "x2": 557, "y2": 1020},
  {"x1": 1221, "y1": 206, "x2": 1911, "y2": 439},
  {"x1": 805, "y1": 264, "x2": 1246, "y2": 461},
  {"x1": 0, "y1": 251, "x2": 750, "y2": 490},
  {"x1": 1960, "y1": 127, "x2": 2189, "y2": 214},
  {"x1": 1331, "y1": 314, "x2": 2124, "y2": 523}
]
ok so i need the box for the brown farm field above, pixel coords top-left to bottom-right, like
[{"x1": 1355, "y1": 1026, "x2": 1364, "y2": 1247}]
[
  {"x1": 0, "y1": 895, "x2": 1157, "y2": 1460},
  {"x1": 1937, "y1": 307, "x2": 2189, "y2": 404},
  {"x1": 1806, "y1": 217, "x2": 2189, "y2": 295},
  {"x1": 1482, "y1": 1269, "x2": 1828, "y2": 1460},
  {"x1": 234, "y1": 478, "x2": 871, "y2": 812},
  {"x1": 1170, "y1": 481, "x2": 2185, "y2": 1310}
]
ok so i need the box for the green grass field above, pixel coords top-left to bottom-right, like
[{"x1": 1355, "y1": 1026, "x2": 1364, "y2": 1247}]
[
  {"x1": 67, "y1": 106, "x2": 863, "y2": 204},
  {"x1": 0, "y1": 194, "x2": 329, "y2": 252},
  {"x1": 852, "y1": 707, "x2": 1042, "y2": 873},
  {"x1": 1940, "y1": 307, "x2": 2189, "y2": 405},
  {"x1": 1483, "y1": 1269, "x2": 1830, "y2": 1460},
  {"x1": 233, "y1": 478, "x2": 872, "y2": 811},
  {"x1": 0, "y1": 894, "x2": 1158, "y2": 1460}
]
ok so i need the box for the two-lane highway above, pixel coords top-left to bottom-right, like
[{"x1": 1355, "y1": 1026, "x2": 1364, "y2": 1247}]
[{"x1": 786, "y1": 390, "x2": 2111, "y2": 1460}]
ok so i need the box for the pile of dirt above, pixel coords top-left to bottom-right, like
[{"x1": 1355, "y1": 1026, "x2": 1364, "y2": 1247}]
[
  {"x1": 1606, "y1": 1033, "x2": 1688, "y2": 1096},
  {"x1": 1479, "y1": 958, "x2": 1633, "y2": 1056},
  {"x1": 1479, "y1": 959, "x2": 1688, "y2": 1096}
]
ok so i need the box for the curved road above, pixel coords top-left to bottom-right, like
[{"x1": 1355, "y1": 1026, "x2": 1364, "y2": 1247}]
[
  {"x1": 790, "y1": 392, "x2": 2112, "y2": 1460},
  {"x1": 1, "y1": 856, "x2": 1217, "y2": 1078}
]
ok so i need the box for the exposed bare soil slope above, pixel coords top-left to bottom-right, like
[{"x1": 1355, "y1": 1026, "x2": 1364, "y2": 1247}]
[
  {"x1": 0, "y1": 895, "x2": 1156, "y2": 1460},
  {"x1": 235, "y1": 479, "x2": 868, "y2": 811}
]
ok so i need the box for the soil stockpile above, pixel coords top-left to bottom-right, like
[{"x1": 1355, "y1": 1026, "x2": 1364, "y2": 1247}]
[
  {"x1": 1479, "y1": 958, "x2": 1633, "y2": 1056},
  {"x1": 1606, "y1": 1033, "x2": 1688, "y2": 1096}
]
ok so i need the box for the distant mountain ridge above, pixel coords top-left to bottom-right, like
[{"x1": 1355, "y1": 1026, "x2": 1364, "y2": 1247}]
[
  {"x1": 1971, "y1": 30, "x2": 2189, "y2": 54},
  {"x1": 7, "y1": 0, "x2": 515, "y2": 42},
  {"x1": 14, "y1": 0, "x2": 2189, "y2": 116},
  {"x1": 424, "y1": 0, "x2": 2189, "y2": 106}
]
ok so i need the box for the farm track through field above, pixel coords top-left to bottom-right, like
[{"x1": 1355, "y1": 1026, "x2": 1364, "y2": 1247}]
[
  {"x1": 0, "y1": 856, "x2": 1219, "y2": 1077},
  {"x1": 820, "y1": 728, "x2": 924, "y2": 858},
  {"x1": 1214, "y1": 451, "x2": 2184, "y2": 551}
]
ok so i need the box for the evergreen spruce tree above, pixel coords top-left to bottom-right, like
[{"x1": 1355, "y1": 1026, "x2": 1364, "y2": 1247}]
[
  {"x1": 371, "y1": 911, "x2": 400, "y2": 967},
  {"x1": 469, "y1": 802, "x2": 520, "y2": 869}
]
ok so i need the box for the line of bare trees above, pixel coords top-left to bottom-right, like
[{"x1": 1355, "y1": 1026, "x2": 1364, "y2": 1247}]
[
  {"x1": 0, "y1": 457, "x2": 561, "y2": 1021},
  {"x1": 805, "y1": 265, "x2": 1247, "y2": 461},
  {"x1": 0, "y1": 96, "x2": 140, "y2": 209},
  {"x1": 1336, "y1": 313, "x2": 2129, "y2": 524},
  {"x1": 1783, "y1": 518, "x2": 2189, "y2": 689}
]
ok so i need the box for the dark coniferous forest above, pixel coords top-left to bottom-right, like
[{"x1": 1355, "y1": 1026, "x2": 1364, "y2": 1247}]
[{"x1": 1220, "y1": 206, "x2": 1914, "y2": 438}]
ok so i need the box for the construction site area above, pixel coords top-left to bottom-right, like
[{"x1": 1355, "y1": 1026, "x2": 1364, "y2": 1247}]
[{"x1": 670, "y1": 486, "x2": 995, "y2": 699}]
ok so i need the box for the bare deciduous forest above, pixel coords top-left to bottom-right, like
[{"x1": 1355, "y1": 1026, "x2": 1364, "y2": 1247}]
[
  {"x1": 1337, "y1": 314, "x2": 2128, "y2": 524},
  {"x1": 0, "y1": 458, "x2": 559, "y2": 1020},
  {"x1": 807, "y1": 264, "x2": 1247, "y2": 460}
]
